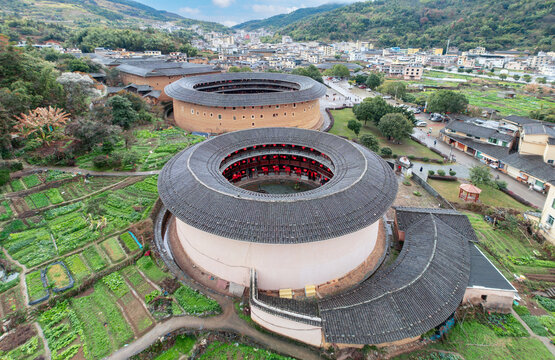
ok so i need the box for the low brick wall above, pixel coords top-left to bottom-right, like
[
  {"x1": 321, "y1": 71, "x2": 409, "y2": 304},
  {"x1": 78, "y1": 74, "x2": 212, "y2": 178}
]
[
  {"x1": 411, "y1": 172, "x2": 456, "y2": 210},
  {"x1": 323, "y1": 106, "x2": 350, "y2": 133}
]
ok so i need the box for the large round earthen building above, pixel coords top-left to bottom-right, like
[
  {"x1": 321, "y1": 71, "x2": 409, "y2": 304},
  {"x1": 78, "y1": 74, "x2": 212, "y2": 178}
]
[{"x1": 165, "y1": 73, "x2": 327, "y2": 133}]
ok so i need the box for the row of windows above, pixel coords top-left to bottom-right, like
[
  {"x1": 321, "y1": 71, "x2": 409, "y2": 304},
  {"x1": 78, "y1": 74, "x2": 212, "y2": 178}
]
[{"x1": 188, "y1": 106, "x2": 315, "y2": 119}]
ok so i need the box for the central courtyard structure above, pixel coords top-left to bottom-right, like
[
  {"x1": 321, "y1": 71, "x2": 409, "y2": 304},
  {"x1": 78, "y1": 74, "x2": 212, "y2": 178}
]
[
  {"x1": 157, "y1": 127, "x2": 514, "y2": 348},
  {"x1": 165, "y1": 73, "x2": 327, "y2": 133}
]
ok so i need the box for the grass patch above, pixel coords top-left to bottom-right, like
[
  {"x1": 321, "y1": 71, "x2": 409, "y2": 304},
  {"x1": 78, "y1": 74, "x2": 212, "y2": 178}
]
[
  {"x1": 430, "y1": 320, "x2": 552, "y2": 360},
  {"x1": 153, "y1": 335, "x2": 196, "y2": 360},
  {"x1": 329, "y1": 108, "x2": 442, "y2": 159},
  {"x1": 82, "y1": 246, "x2": 107, "y2": 271},
  {"x1": 100, "y1": 237, "x2": 126, "y2": 262},
  {"x1": 136, "y1": 256, "x2": 169, "y2": 284},
  {"x1": 427, "y1": 179, "x2": 532, "y2": 211},
  {"x1": 173, "y1": 285, "x2": 221, "y2": 315},
  {"x1": 46, "y1": 263, "x2": 71, "y2": 289},
  {"x1": 45, "y1": 188, "x2": 64, "y2": 204},
  {"x1": 10, "y1": 179, "x2": 24, "y2": 192},
  {"x1": 198, "y1": 341, "x2": 294, "y2": 360}
]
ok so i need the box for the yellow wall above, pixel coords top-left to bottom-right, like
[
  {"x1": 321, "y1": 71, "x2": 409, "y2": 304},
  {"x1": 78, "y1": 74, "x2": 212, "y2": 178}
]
[
  {"x1": 540, "y1": 185, "x2": 555, "y2": 244},
  {"x1": 173, "y1": 99, "x2": 322, "y2": 133},
  {"x1": 519, "y1": 134, "x2": 548, "y2": 156},
  {"x1": 543, "y1": 144, "x2": 555, "y2": 163}
]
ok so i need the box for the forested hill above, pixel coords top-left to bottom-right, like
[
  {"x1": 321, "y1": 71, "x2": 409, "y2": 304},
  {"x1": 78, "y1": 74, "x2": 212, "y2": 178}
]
[
  {"x1": 276, "y1": 0, "x2": 554, "y2": 51},
  {"x1": 0, "y1": 0, "x2": 227, "y2": 31},
  {"x1": 233, "y1": 3, "x2": 343, "y2": 31}
]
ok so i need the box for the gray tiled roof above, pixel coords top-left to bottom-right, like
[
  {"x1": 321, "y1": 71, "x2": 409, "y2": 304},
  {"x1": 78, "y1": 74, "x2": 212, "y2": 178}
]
[
  {"x1": 504, "y1": 115, "x2": 539, "y2": 125},
  {"x1": 158, "y1": 128, "x2": 397, "y2": 244},
  {"x1": 164, "y1": 73, "x2": 326, "y2": 107},
  {"x1": 445, "y1": 120, "x2": 514, "y2": 143},
  {"x1": 469, "y1": 244, "x2": 516, "y2": 291},
  {"x1": 318, "y1": 208, "x2": 471, "y2": 344},
  {"x1": 523, "y1": 123, "x2": 555, "y2": 137},
  {"x1": 440, "y1": 131, "x2": 510, "y2": 160},
  {"x1": 502, "y1": 153, "x2": 555, "y2": 183},
  {"x1": 117, "y1": 61, "x2": 217, "y2": 77}
]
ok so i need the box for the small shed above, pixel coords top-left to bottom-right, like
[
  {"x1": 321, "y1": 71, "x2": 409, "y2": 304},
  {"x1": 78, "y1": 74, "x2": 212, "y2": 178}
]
[{"x1": 459, "y1": 183, "x2": 482, "y2": 202}]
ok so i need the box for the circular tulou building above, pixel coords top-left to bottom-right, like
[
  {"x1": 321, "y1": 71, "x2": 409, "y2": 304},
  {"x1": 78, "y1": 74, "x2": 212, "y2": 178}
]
[
  {"x1": 158, "y1": 127, "x2": 397, "y2": 290},
  {"x1": 165, "y1": 73, "x2": 327, "y2": 134},
  {"x1": 157, "y1": 127, "x2": 478, "y2": 348}
]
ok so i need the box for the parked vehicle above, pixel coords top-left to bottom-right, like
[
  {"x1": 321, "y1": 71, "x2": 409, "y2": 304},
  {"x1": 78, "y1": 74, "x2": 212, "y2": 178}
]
[
  {"x1": 430, "y1": 113, "x2": 445, "y2": 122},
  {"x1": 415, "y1": 121, "x2": 427, "y2": 127}
]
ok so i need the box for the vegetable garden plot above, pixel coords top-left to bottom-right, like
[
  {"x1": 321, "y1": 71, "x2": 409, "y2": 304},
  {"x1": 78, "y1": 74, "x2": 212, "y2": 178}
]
[
  {"x1": 82, "y1": 246, "x2": 107, "y2": 272},
  {"x1": 26, "y1": 271, "x2": 48, "y2": 304},
  {"x1": 121, "y1": 266, "x2": 155, "y2": 299},
  {"x1": 0, "y1": 200, "x2": 13, "y2": 221},
  {"x1": 39, "y1": 301, "x2": 87, "y2": 360},
  {"x1": 45, "y1": 188, "x2": 64, "y2": 204},
  {"x1": 173, "y1": 286, "x2": 221, "y2": 315},
  {"x1": 136, "y1": 256, "x2": 170, "y2": 284},
  {"x1": 0, "y1": 336, "x2": 44, "y2": 360},
  {"x1": 100, "y1": 237, "x2": 126, "y2": 262},
  {"x1": 49, "y1": 212, "x2": 100, "y2": 255},
  {"x1": 119, "y1": 232, "x2": 140, "y2": 253},
  {"x1": 199, "y1": 341, "x2": 294, "y2": 360},
  {"x1": 115, "y1": 289, "x2": 154, "y2": 336},
  {"x1": 22, "y1": 174, "x2": 41, "y2": 188},
  {"x1": 9, "y1": 179, "x2": 24, "y2": 192},
  {"x1": 25, "y1": 192, "x2": 50, "y2": 209},
  {"x1": 5, "y1": 227, "x2": 56, "y2": 268},
  {"x1": 64, "y1": 254, "x2": 91, "y2": 283},
  {"x1": 0, "y1": 285, "x2": 24, "y2": 317}
]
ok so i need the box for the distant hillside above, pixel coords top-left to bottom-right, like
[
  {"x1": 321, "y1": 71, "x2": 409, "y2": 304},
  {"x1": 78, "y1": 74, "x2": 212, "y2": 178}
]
[
  {"x1": 277, "y1": 0, "x2": 554, "y2": 51},
  {"x1": 233, "y1": 3, "x2": 343, "y2": 31},
  {"x1": 0, "y1": 0, "x2": 227, "y2": 31}
]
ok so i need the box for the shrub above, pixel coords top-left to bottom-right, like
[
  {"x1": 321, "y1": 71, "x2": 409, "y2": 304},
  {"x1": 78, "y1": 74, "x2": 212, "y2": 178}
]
[
  {"x1": 535, "y1": 296, "x2": 555, "y2": 312},
  {"x1": 402, "y1": 180, "x2": 411, "y2": 186},
  {"x1": 428, "y1": 170, "x2": 435, "y2": 176},
  {"x1": 449, "y1": 170, "x2": 457, "y2": 176},
  {"x1": 413, "y1": 191, "x2": 422, "y2": 197},
  {"x1": 145, "y1": 290, "x2": 161, "y2": 304},
  {"x1": 513, "y1": 304, "x2": 530, "y2": 316},
  {"x1": 437, "y1": 169, "x2": 446, "y2": 176},
  {"x1": 495, "y1": 179, "x2": 508, "y2": 189},
  {"x1": 407, "y1": 155, "x2": 416, "y2": 160},
  {"x1": 392, "y1": 154, "x2": 398, "y2": 159},
  {"x1": 0, "y1": 169, "x2": 9, "y2": 186},
  {"x1": 380, "y1": 147, "x2": 392, "y2": 156},
  {"x1": 422, "y1": 157, "x2": 429, "y2": 162}
]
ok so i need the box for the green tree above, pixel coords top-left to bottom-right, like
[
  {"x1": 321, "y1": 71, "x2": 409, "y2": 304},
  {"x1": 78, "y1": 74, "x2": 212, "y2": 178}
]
[
  {"x1": 347, "y1": 119, "x2": 362, "y2": 136},
  {"x1": 354, "y1": 96, "x2": 390, "y2": 125},
  {"x1": 513, "y1": 74, "x2": 520, "y2": 81},
  {"x1": 291, "y1": 65, "x2": 323, "y2": 83},
  {"x1": 352, "y1": 74, "x2": 367, "y2": 84},
  {"x1": 107, "y1": 95, "x2": 137, "y2": 129},
  {"x1": 359, "y1": 134, "x2": 379, "y2": 152},
  {"x1": 365, "y1": 72, "x2": 384, "y2": 90},
  {"x1": 522, "y1": 74, "x2": 531, "y2": 83},
  {"x1": 378, "y1": 81, "x2": 406, "y2": 100},
  {"x1": 469, "y1": 165, "x2": 494, "y2": 187},
  {"x1": 66, "y1": 58, "x2": 90, "y2": 73},
  {"x1": 228, "y1": 66, "x2": 251, "y2": 73},
  {"x1": 537, "y1": 77, "x2": 547, "y2": 84},
  {"x1": 427, "y1": 90, "x2": 468, "y2": 114},
  {"x1": 499, "y1": 73, "x2": 507, "y2": 80},
  {"x1": 325, "y1": 64, "x2": 350, "y2": 78},
  {"x1": 377, "y1": 113, "x2": 413, "y2": 142}
]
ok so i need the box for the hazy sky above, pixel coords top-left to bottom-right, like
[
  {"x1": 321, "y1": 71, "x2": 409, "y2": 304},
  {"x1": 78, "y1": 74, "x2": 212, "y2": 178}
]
[{"x1": 134, "y1": 0, "x2": 359, "y2": 27}]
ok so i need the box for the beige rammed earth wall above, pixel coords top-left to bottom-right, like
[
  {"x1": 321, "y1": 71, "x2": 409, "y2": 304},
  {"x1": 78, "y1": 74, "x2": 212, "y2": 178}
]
[
  {"x1": 172, "y1": 99, "x2": 322, "y2": 133},
  {"x1": 120, "y1": 72, "x2": 220, "y2": 101},
  {"x1": 463, "y1": 287, "x2": 516, "y2": 312},
  {"x1": 519, "y1": 133, "x2": 548, "y2": 156},
  {"x1": 175, "y1": 218, "x2": 380, "y2": 290},
  {"x1": 250, "y1": 306, "x2": 323, "y2": 347},
  {"x1": 540, "y1": 185, "x2": 555, "y2": 244}
]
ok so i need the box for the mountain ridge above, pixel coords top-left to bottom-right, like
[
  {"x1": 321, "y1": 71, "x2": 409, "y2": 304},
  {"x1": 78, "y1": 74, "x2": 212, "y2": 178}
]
[{"x1": 233, "y1": 3, "x2": 344, "y2": 31}]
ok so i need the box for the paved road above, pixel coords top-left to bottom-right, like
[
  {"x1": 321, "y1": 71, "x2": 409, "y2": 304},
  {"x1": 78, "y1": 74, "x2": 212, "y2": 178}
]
[
  {"x1": 413, "y1": 129, "x2": 547, "y2": 208},
  {"x1": 107, "y1": 298, "x2": 321, "y2": 360}
]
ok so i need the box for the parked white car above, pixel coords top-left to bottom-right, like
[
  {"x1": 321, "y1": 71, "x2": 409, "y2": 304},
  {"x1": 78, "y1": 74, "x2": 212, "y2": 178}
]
[{"x1": 415, "y1": 121, "x2": 427, "y2": 127}]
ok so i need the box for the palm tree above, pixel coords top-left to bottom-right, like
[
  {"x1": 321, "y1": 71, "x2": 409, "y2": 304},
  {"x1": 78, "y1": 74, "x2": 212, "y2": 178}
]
[{"x1": 12, "y1": 106, "x2": 70, "y2": 145}]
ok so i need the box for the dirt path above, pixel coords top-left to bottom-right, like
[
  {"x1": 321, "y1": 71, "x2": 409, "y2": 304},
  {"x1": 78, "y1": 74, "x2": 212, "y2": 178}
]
[
  {"x1": 34, "y1": 321, "x2": 51, "y2": 360},
  {"x1": 107, "y1": 298, "x2": 321, "y2": 360},
  {"x1": 511, "y1": 308, "x2": 555, "y2": 357},
  {"x1": 20, "y1": 165, "x2": 160, "y2": 177},
  {"x1": 2, "y1": 249, "x2": 28, "y2": 306}
]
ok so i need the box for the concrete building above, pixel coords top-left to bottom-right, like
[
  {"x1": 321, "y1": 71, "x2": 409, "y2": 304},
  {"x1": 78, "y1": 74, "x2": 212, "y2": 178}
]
[
  {"x1": 165, "y1": 73, "x2": 326, "y2": 133},
  {"x1": 540, "y1": 185, "x2": 555, "y2": 243}
]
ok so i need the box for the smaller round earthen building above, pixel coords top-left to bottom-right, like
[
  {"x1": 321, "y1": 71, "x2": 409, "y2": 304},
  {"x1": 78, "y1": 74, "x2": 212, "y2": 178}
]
[{"x1": 165, "y1": 73, "x2": 327, "y2": 133}]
